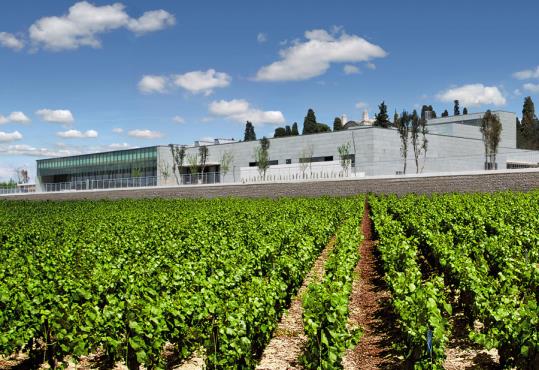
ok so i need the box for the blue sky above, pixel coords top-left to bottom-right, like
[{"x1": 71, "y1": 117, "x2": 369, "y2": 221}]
[{"x1": 1, "y1": 0, "x2": 538, "y2": 181}]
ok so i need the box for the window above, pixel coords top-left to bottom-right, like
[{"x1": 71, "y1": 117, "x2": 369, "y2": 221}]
[
  {"x1": 299, "y1": 156, "x2": 333, "y2": 163},
  {"x1": 249, "y1": 160, "x2": 278, "y2": 167},
  {"x1": 286, "y1": 159, "x2": 292, "y2": 164}
]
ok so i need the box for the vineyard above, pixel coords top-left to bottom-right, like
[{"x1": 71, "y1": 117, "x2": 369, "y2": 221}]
[{"x1": 0, "y1": 192, "x2": 538, "y2": 369}]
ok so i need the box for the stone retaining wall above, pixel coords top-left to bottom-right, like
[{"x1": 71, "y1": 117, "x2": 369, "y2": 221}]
[{"x1": 4, "y1": 170, "x2": 539, "y2": 201}]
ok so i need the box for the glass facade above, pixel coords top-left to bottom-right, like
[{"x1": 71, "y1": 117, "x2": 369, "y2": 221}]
[{"x1": 37, "y1": 147, "x2": 158, "y2": 185}]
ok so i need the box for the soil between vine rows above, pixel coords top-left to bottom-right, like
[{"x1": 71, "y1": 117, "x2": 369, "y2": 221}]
[{"x1": 342, "y1": 200, "x2": 403, "y2": 370}]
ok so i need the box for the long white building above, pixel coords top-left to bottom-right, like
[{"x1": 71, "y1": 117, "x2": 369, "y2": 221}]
[{"x1": 35, "y1": 111, "x2": 539, "y2": 191}]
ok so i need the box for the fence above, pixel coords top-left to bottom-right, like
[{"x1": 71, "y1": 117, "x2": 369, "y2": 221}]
[{"x1": 43, "y1": 176, "x2": 158, "y2": 192}]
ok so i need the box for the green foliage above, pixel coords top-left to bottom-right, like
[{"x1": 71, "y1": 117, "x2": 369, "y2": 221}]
[
  {"x1": 303, "y1": 109, "x2": 318, "y2": 134},
  {"x1": 441, "y1": 110, "x2": 449, "y2": 117},
  {"x1": 291, "y1": 122, "x2": 299, "y2": 136},
  {"x1": 244, "y1": 121, "x2": 257, "y2": 141},
  {"x1": 453, "y1": 100, "x2": 460, "y2": 116},
  {"x1": 302, "y1": 199, "x2": 364, "y2": 369},
  {"x1": 0, "y1": 197, "x2": 357, "y2": 369},
  {"x1": 370, "y1": 196, "x2": 451, "y2": 368},
  {"x1": 517, "y1": 96, "x2": 539, "y2": 150},
  {"x1": 273, "y1": 127, "x2": 287, "y2": 138},
  {"x1": 480, "y1": 110, "x2": 503, "y2": 170},
  {"x1": 333, "y1": 117, "x2": 343, "y2": 131},
  {"x1": 374, "y1": 101, "x2": 390, "y2": 128},
  {"x1": 373, "y1": 192, "x2": 539, "y2": 369}
]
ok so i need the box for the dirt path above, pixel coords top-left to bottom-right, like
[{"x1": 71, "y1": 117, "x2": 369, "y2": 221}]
[
  {"x1": 443, "y1": 300, "x2": 500, "y2": 370},
  {"x1": 256, "y1": 236, "x2": 337, "y2": 370},
  {"x1": 342, "y1": 201, "x2": 403, "y2": 370}
]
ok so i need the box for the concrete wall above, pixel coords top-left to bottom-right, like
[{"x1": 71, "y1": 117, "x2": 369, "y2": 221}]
[
  {"x1": 155, "y1": 124, "x2": 536, "y2": 183},
  {"x1": 4, "y1": 169, "x2": 539, "y2": 201}
]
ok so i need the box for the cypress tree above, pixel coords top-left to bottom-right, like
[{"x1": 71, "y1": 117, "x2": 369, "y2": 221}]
[
  {"x1": 454, "y1": 100, "x2": 460, "y2": 116},
  {"x1": 441, "y1": 110, "x2": 449, "y2": 117},
  {"x1": 291, "y1": 122, "x2": 299, "y2": 136},
  {"x1": 243, "y1": 121, "x2": 256, "y2": 141},
  {"x1": 522, "y1": 96, "x2": 536, "y2": 127},
  {"x1": 428, "y1": 105, "x2": 437, "y2": 118},
  {"x1": 333, "y1": 117, "x2": 343, "y2": 131},
  {"x1": 463, "y1": 107, "x2": 468, "y2": 115},
  {"x1": 285, "y1": 125, "x2": 292, "y2": 136}
]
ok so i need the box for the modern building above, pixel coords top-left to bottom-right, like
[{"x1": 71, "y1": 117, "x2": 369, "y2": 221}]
[{"x1": 35, "y1": 110, "x2": 539, "y2": 192}]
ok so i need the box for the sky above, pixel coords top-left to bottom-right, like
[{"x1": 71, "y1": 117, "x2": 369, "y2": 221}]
[{"x1": 1, "y1": 0, "x2": 539, "y2": 181}]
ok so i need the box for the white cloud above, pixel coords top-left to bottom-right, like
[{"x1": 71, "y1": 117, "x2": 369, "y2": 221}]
[
  {"x1": 172, "y1": 115, "x2": 185, "y2": 124},
  {"x1": 0, "y1": 144, "x2": 81, "y2": 157},
  {"x1": 108, "y1": 142, "x2": 131, "y2": 149},
  {"x1": 0, "y1": 131, "x2": 23, "y2": 142},
  {"x1": 513, "y1": 66, "x2": 539, "y2": 80},
  {"x1": 0, "y1": 116, "x2": 8, "y2": 124},
  {"x1": 57, "y1": 129, "x2": 98, "y2": 138},
  {"x1": 209, "y1": 99, "x2": 285, "y2": 125},
  {"x1": 173, "y1": 69, "x2": 231, "y2": 95},
  {"x1": 366, "y1": 62, "x2": 376, "y2": 70},
  {"x1": 7, "y1": 111, "x2": 31, "y2": 123},
  {"x1": 257, "y1": 32, "x2": 267, "y2": 43},
  {"x1": 128, "y1": 129, "x2": 163, "y2": 139},
  {"x1": 28, "y1": 1, "x2": 175, "y2": 51},
  {"x1": 36, "y1": 109, "x2": 74, "y2": 124},
  {"x1": 343, "y1": 64, "x2": 360, "y2": 75},
  {"x1": 436, "y1": 84, "x2": 506, "y2": 107},
  {"x1": 127, "y1": 10, "x2": 175, "y2": 34},
  {"x1": 138, "y1": 75, "x2": 168, "y2": 94},
  {"x1": 523, "y1": 83, "x2": 539, "y2": 93},
  {"x1": 355, "y1": 101, "x2": 368, "y2": 109},
  {"x1": 112, "y1": 127, "x2": 124, "y2": 133},
  {"x1": 0, "y1": 32, "x2": 24, "y2": 50},
  {"x1": 255, "y1": 28, "x2": 387, "y2": 81}
]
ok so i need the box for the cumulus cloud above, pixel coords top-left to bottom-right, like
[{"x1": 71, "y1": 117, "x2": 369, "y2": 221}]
[
  {"x1": 523, "y1": 83, "x2": 539, "y2": 93},
  {"x1": 257, "y1": 33, "x2": 267, "y2": 43},
  {"x1": 513, "y1": 66, "x2": 539, "y2": 80},
  {"x1": 138, "y1": 75, "x2": 168, "y2": 93},
  {"x1": 209, "y1": 99, "x2": 285, "y2": 125},
  {"x1": 0, "y1": 144, "x2": 80, "y2": 157},
  {"x1": 366, "y1": 62, "x2": 376, "y2": 70},
  {"x1": 36, "y1": 109, "x2": 74, "y2": 124},
  {"x1": 255, "y1": 28, "x2": 387, "y2": 81},
  {"x1": 6, "y1": 111, "x2": 31, "y2": 124},
  {"x1": 172, "y1": 115, "x2": 185, "y2": 124},
  {"x1": 173, "y1": 69, "x2": 231, "y2": 95},
  {"x1": 436, "y1": 84, "x2": 506, "y2": 107},
  {"x1": 0, "y1": 32, "x2": 24, "y2": 50},
  {"x1": 57, "y1": 129, "x2": 98, "y2": 138},
  {"x1": 343, "y1": 64, "x2": 360, "y2": 75},
  {"x1": 127, "y1": 9, "x2": 175, "y2": 34},
  {"x1": 0, "y1": 131, "x2": 23, "y2": 142},
  {"x1": 0, "y1": 116, "x2": 8, "y2": 125},
  {"x1": 128, "y1": 129, "x2": 162, "y2": 139},
  {"x1": 28, "y1": 1, "x2": 175, "y2": 51},
  {"x1": 112, "y1": 127, "x2": 124, "y2": 133}
]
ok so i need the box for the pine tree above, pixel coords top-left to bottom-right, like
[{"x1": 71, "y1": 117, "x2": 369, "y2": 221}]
[
  {"x1": 333, "y1": 117, "x2": 343, "y2": 131},
  {"x1": 463, "y1": 107, "x2": 468, "y2": 115},
  {"x1": 374, "y1": 101, "x2": 390, "y2": 128},
  {"x1": 454, "y1": 100, "x2": 460, "y2": 116},
  {"x1": 303, "y1": 109, "x2": 317, "y2": 134},
  {"x1": 441, "y1": 110, "x2": 449, "y2": 117},
  {"x1": 393, "y1": 111, "x2": 399, "y2": 127},
  {"x1": 291, "y1": 122, "x2": 299, "y2": 136}
]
